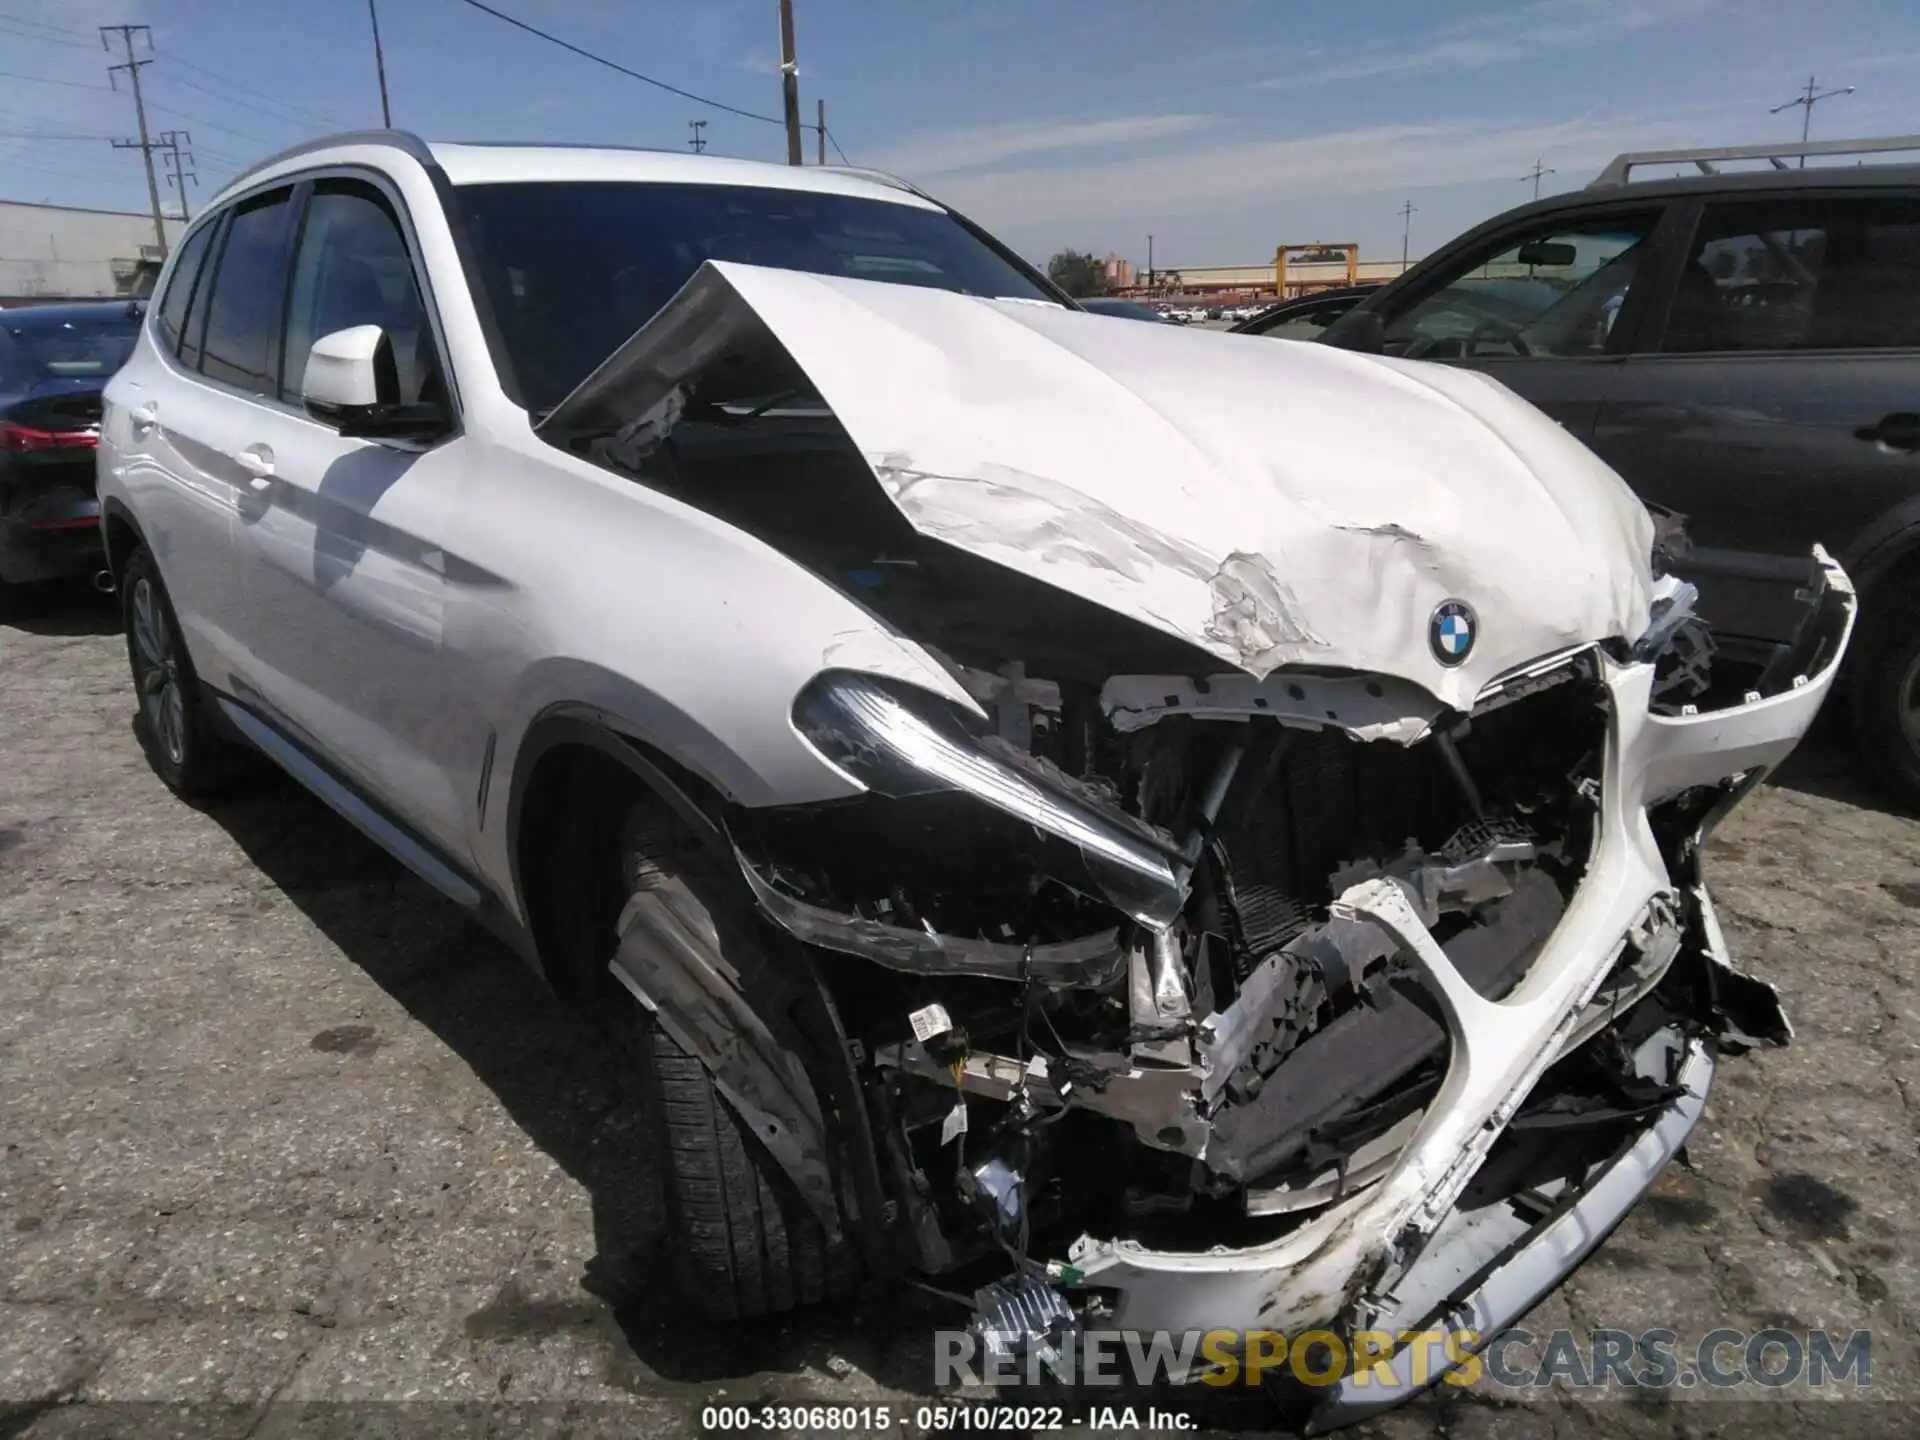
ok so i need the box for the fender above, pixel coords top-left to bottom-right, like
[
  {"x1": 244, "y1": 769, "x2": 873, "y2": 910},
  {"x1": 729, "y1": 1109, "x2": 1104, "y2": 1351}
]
[
  {"x1": 99, "y1": 495, "x2": 145, "y2": 574},
  {"x1": 1841, "y1": 500, "x2": 1920, "y2": 602}
]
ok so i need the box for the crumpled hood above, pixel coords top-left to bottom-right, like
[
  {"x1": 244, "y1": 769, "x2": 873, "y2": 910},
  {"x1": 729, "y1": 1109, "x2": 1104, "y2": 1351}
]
[{"x1": 543, "y1": 261, "x2": 1655, "y2": 710}]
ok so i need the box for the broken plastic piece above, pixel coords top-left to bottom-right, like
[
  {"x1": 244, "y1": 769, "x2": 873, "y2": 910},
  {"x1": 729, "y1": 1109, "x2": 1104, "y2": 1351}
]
[{"x1": 970, "y1": 1271, "x2": 1078, "y2": 1378}]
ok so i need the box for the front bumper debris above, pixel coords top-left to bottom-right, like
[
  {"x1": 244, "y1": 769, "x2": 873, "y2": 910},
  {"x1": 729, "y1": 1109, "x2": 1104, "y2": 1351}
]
[
  {"x1": 1058, "y1": 553, "x2": 1852, "y2": 1373},
  {"x1": 705, "y1": 542, "x2": 1849, "y2": 1427}
]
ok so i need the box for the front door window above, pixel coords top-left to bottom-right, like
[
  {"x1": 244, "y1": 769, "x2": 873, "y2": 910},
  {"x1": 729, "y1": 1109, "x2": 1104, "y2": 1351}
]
[{"x1": 1385, "y1": 216, "x2": 1659, "y2": 360}]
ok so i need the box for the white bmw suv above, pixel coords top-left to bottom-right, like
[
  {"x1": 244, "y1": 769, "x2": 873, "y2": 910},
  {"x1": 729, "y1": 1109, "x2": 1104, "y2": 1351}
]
[{"x1": 100, "y1": 132, "x2": 1853, "y2": 1424}]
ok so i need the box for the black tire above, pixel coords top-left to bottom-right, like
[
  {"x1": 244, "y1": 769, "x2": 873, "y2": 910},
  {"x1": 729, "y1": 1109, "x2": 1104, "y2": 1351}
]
[
  {"x1": 1851, "y1": 569, "x2": 1920, "y2": 813},
  {"x1": 121, "y1": 545, "x2": 251, "y2": 799},
  {"x1": 618, "y1": 811, "x2": 857, "y2": 1322}
]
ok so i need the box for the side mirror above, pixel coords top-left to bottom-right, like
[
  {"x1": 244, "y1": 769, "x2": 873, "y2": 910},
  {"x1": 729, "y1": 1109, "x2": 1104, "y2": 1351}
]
[
  {"x1": 1320, "y1": 308, "x2": 1385, "y2": 354},
  {"x1": 303, "y1": 325, "x2": 449, "y2": 443}
]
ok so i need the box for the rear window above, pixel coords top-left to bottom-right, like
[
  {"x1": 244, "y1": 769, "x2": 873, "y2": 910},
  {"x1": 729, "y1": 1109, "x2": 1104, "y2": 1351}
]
[
  {"x1": 155, "y1": 223, "x2": 216, "y2": 356},
  {"x1": 0, "y1": 310, "x2": 141, "y2": 390},
  {"x1": 450, "y1": 180, "x2": 1053, "y2": 411}
]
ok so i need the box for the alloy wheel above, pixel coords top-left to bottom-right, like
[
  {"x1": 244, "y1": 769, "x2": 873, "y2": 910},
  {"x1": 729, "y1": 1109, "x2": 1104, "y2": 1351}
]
[{"x1": 131, "y1": 576, "x2": 186, "y2": 768}]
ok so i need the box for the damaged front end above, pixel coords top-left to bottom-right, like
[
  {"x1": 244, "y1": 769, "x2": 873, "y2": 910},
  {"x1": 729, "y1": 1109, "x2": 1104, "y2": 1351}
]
[
  {"x1": 549, "y1": 262, "x2": 1856, "y2": 1424},
  {"x1": 734, "y1": 566, "x2": 1849, "y2": 1423}
]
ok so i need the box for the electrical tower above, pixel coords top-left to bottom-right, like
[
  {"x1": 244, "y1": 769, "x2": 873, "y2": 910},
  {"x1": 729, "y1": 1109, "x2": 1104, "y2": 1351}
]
[
  {"x1": 160, "y1": 130, "x2": 197, "y2": 220},
  {"x1": 102, "y1": 23, "x2": 168, "y2": 258},
  {"x1": 688, "y1": 118, "x2": 707, "y2": 153}
]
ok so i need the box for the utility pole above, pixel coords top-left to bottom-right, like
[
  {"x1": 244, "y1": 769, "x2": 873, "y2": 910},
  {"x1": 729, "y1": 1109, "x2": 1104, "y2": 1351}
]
[
  {"x1": 687, "y1": 119, "x2": 708, "y2": 153},
  {"x1": 368, "y1": 0, "x2": 393, "y2": 128},
  {"x1": 817, "y1": 98, "x2": 826, "y2": 165},
  {"x1": 1146, "y1": 233, "x2": 1154, "y2": 291},
  {"x1": 102, "y1": 24, "x2": 167, "y2": 260},
  {"x1": 777, "y1": 0, "x2": 802, "y2": 165},
  {"x1": 1521, "y1": 158, "x2": 1556, "y2": 199},
  {"x1": 1398, "y1": 200, "x2": 1417, "y2": 271},
  {"x1": 159, "y1": 129, "x2": 196, "y2": 221},
  {"x1": 1771, "y1": 76, "x2": 1853, "y2": 166}
]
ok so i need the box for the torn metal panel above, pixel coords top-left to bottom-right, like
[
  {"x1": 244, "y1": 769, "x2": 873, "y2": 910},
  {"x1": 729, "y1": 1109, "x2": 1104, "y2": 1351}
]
[{"x1": 542, "y1": 260, "x2": 1659, "y2": 708}]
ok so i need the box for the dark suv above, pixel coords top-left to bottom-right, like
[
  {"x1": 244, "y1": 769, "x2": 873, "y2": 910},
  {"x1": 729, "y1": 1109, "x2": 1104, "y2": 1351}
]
[{"x1": 1245, "y1": 137, "x2": 1920, "y2": 806}]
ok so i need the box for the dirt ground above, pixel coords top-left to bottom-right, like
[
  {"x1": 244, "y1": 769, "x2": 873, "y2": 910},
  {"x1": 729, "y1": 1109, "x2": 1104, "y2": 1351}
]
[{"x1": 3, "y1": 583, "x2": 1917, "y2": 1439}]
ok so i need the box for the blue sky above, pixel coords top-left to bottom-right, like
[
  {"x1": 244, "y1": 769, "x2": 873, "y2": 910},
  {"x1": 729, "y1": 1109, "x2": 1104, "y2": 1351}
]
[{"x1": 3, "y1": 0, "x2": 1916, "y2": 267}]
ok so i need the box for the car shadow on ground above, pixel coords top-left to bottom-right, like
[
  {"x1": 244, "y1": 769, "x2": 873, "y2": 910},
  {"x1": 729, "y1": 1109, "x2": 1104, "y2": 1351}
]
[
  {"x1": 1766, "y1": 706, "x2": 1915, "y2": 818},
  {"x1": 0, "y1": 578, "x2": 119, "y2": 636},
  {"x1": 193, "y1": 774, "x2": 986, "y2": 1402},
  {"x1": 192, "y1": 775, "x2": 1311, "y2": 1428}
]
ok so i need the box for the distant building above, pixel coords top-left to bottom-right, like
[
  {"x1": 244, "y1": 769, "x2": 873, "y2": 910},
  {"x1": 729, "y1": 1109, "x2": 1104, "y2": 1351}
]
[
  {"x1": 1101, "y1": 253, "x2": 1134, "y2": 290},
  {"x1": 1128, "y1": 258, "x2": 1407, "y2": 302},
  {"x1": 0, "y1": 200, "x2": 185, "y2": 304}
]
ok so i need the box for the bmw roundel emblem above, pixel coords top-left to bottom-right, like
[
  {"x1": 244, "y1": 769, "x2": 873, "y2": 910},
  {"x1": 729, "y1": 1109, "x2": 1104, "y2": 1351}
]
[{"x1": 1429, "y1": 600, "x2": 1477, "y2": 667}]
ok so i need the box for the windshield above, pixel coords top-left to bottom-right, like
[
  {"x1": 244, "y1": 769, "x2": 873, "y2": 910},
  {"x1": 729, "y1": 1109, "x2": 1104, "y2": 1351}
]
[
  {"x1": 0, "y1": 311, "x2": 140, "y2": 392},
  {"x1": 451, "y1": 180, "x2": 1053, "y2": 411}
]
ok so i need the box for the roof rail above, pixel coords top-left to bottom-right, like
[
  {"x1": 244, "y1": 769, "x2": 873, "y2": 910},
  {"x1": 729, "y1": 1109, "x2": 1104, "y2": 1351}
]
[
  {"x1": 222, "y1": 129, "x2": 438, "y2": 195},
  {"x1": 822, "y1": 164, "x2": 932, "y2": 200},
  {"x1": 1589, "y1": 134, "x2": 1920, "y2": 188}
]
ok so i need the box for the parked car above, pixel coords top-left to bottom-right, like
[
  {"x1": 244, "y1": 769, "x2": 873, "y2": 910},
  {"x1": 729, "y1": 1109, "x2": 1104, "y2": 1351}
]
[
  {"x1": 0, "y1": 300, "x2": 142, "y2": 613},
  {"x1": 98, "y1": 133, "x2": 1849, "y2": 1426},
  {"x1": 1077, "y1": 296, "x2": 1171, "y2": 323},
  {"x1": 1231, "y1": 283, "x2": 1384, "y2": 341},
  {"x1": 1280, "y1": 137, "x2": 1920, "y2": 806}
]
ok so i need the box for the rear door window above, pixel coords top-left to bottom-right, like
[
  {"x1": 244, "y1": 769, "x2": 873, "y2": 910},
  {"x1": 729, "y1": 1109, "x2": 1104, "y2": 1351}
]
[
  {"x1": 1660, "y1": 196, "x2": 1920, "y2": 353},
  {"x1": 155, "y1": 222, "x2": 214, "y2": 356},
  {"x1": 196, "y1": 188, "x2": 297, "y2": 394}
]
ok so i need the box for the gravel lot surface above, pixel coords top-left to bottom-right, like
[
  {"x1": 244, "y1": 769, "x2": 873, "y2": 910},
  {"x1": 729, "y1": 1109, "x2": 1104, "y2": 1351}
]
[{"x1": 3, "y1": 583, "x2": 1917, "y2": 1438}]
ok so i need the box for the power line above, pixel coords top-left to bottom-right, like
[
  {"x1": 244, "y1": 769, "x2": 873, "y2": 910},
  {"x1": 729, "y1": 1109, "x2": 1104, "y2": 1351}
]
[
  {"x1": 144, "y1": 100, "x2": 274, "y2": 148},
  {"x1": 156, "y1": 72, "x2": 340, "y2": 134},
  {"x1": 825, "y1": 126, "x2": 851, "y2": 165},
  {"x1": 449, "y1": 0, "x2": 784, "y2": 127},
  {"x1": 156, "y1": 53, "x2": 358, "y2": 129},
  {"x1": 0, "y1": 7, "x2": 88, "y2": 37},
  {"x1": 0, "y1": 69, "x2": 112, "y2": 92},
  {"x1": 0, "y1": 19, "x2": 96, "y2": 50}
]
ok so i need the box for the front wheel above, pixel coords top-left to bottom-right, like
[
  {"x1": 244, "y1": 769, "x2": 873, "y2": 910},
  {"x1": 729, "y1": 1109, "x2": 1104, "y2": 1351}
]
[
  {"x1": 617, "y1": 808, "x2": 858, "y2": 1321},
  {"x1": 1851, "y1": 570, "x2": 1920, "y2": 812}
]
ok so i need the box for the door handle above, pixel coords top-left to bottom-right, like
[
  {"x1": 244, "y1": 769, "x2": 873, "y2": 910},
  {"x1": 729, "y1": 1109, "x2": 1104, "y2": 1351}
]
[
  {"x1": 234, "y1": 446, "x2": 276, "y2": 493},
  {"x1": 1854, "y1": 412, "x2": 1920, "y2": 453},
  {"x1": 129, "y1": 403, "x2": 159, "y2": 436},
  {"x1": 233, "y1": 445, "x2": 276, "y2": 499}
]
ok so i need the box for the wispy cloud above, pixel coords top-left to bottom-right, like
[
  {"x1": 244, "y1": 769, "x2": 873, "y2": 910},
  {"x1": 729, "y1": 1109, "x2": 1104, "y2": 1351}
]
[
  {"x1": 867, "y1": 113, "x2": 1214, "y2": 178},
  {"x1": 1255, "y1": 0, "x2": 1722, "y2": 91},
  {"x1": 920, "y1": 104, "x2": 1737, "y2": 235}
]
